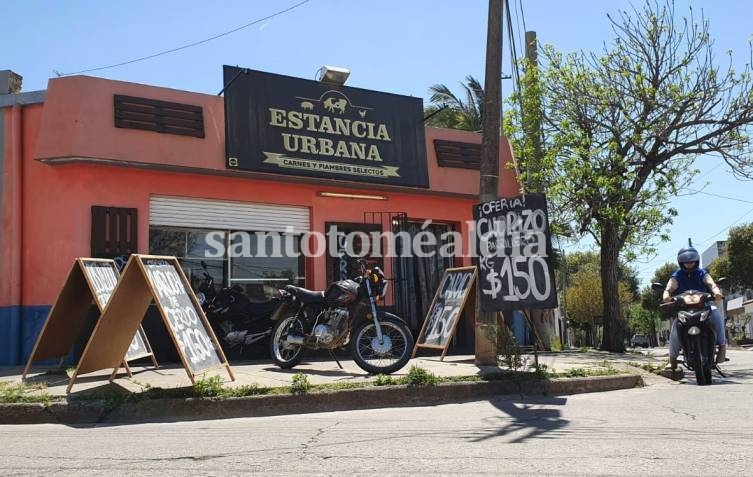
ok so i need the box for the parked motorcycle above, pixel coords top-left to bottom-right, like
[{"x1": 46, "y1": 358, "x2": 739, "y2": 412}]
[
  {"x1": 196, "y1": 264, "x2": 278, "y2": 359},
  {"x1": 653, "y1": 278, "x2": 728, "y2": 385},
  {"x1": 269, "y1": 259, "x2": 414, "y2": 374}
]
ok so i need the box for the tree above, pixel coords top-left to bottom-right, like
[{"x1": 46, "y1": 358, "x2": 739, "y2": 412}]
[
  {"x1": 424, "y1": 75, "x2": 485, "y2": 131},
  {"x1": 725, "y1": 222, "x2": 753, "y2": 290},
  {"x1": 561, "y1": 251, "x2": 636, "y2": 345},
  {"x1": 707, "y1": 254, "x2": 731, "y2": 286},
  {"x1": 508, "y1": 0, "x2": 753, "y2": 351},
  {"x1": 641, "y1": 262, "x2": 676, "y2": 313},
  {"x1": 626, "y1": 303, "x2": 660, "y2": 345}
]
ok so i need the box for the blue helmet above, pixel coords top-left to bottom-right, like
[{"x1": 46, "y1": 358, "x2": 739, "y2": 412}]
[{"x1": 677, "y1": 246, "x2": 700, "y2": 269}]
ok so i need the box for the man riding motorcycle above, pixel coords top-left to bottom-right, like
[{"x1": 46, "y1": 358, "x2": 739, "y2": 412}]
[{"x1": 663, "y1": 246, "x2": 727, "y2": 371}]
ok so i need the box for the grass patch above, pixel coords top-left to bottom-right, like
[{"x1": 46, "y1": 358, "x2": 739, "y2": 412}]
[
  {"x1": 560, "y1": 367, "x2": 620, "y2": 378},
  {"x1": 0, "y1": 380, "x2": 54, "y2": 405},
  {"x1": 289, "y1": 373, "x2": 311, "y2": 394},
  {"x1": 402, "y1": 365, "x2": 440, "y2": 386}
]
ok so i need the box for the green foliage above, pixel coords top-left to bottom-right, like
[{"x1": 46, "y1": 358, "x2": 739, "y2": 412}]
[
  {"x1": 505, "y1": 0, "x2": 753, "y2": 351},
  {"x1": 424, "y1": 75, "x2": 484, "y2": 131},
  {"x1": 193, "y1": 375, "x2": 224, "y2": 397},
  {"x1": 726, "y1": 222, "x2": 753, "y2": 290},
  {"x1": 289, "y1": 373, "x2": 312, "y2": 394},
  {"x1": 403, "y1": 366, "x2": 440, "y2": 386},
  {"x1": 549, "y1": 336, "x2": 563, "y2": 352},
  {"x1": 563, "y1": 367, "x2": 619, "y2": 378},
  {"x1": 562, "y1": 251, "x2": 636, "y2": 327},
  {"x1": 497, "y1": 325, "x2": 525, "y2": 371},
  {"x1": 0, "y1": 380, "x2": 53, "y2": 405},
  {"x1": 707, "y1": 255, "x2": 731, "y2": 286},
  {"x1": 626, "y1": 303, "x2": 660, "y2": 340},
  {"x1": 373, "y1": 374, "x2": 398, "y2": 386}
]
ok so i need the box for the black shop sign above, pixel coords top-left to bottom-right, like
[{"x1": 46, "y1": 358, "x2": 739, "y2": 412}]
[
  {"x1": 473, "y1": 193, "x2": 558, "y2": 311},
  {"x1": 223, "y1": 66, "x2": 429, "y2": 187}
]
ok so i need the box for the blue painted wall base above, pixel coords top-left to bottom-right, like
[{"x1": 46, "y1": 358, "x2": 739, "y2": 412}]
[{"x1": 0, "y1": 305, "x2": 54, "y2": 366}]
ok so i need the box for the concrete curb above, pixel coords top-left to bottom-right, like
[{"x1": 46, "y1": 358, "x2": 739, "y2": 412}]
[{"x1": 0, "y1": 374, "x2": 641, "y2": 425}]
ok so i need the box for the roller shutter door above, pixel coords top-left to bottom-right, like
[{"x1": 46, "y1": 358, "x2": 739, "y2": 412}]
[{"x1": 149, "y1": 196, "x2": 310, "y2": 233}]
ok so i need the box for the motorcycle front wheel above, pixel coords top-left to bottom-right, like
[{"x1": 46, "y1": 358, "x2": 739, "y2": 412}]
[
  {"x1": 270, "y1": 315, "x2": 306, "y2": 369},
  {"x1": 349, "y1": 315, "x2": 413, "y2": 375},
  {"x1": 690, "y1": 335, "x2": 711, "y2": 386}
]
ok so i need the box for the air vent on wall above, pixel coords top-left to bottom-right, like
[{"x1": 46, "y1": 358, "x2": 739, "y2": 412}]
[
  {"x1": 114, "y1": 94, "x2": 204, "y2": 138},
  {"x1": 434, "y1": 139, "x2": 481, "y2": 169}
]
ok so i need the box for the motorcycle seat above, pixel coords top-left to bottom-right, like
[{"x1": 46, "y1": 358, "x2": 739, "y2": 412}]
[{"x1": 284, "y1": 285, "x2": 326, "y2": 304}]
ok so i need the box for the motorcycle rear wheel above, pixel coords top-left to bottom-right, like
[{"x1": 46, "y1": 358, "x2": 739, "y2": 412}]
[
  {"x1": 270, "y1": 315, "x2": 306, "y2": 369},
  {"x1": 349, "y1": 315, "x2": 413, "y2": 375}
]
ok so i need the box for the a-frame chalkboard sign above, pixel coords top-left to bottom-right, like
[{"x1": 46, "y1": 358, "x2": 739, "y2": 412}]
[
  {"x1": 412, "y1": 266, "x2": 477, "y2": 360},
  {"x1": 22, "y1": 258, "x2": 157, "y2": 380},
  {"x1": 67, "y1": 254, "x2": 234, "y2": 392}
]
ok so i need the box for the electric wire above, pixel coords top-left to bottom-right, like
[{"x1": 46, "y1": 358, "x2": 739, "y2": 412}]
[{"x1": 56, "y1": 0, "x2": 310, "y2": 76}]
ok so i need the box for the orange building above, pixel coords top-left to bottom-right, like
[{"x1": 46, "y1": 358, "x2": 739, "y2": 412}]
[{"x1": 0, "y1": 68, "x2": 521, "y2": 365}]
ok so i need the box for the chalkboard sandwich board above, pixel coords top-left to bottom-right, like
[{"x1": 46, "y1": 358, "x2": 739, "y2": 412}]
[
  {"x1": 412, "y1": 266, "x2": 477, "y2": 360},
  {"x1": 67, "y1": 255, "x2": 234, "y2": 393},
  {"x1": 78, "y1": 259, "x2": 159, "y2": 377},
  {"x1": 22, "y1": 258, "x2": 157, "y2": 380}
]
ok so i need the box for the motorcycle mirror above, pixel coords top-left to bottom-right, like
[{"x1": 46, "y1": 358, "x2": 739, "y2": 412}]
[
  {"x1": 201, "y1": 260, "x2": 208, "y2": 270},
  {"x1": 716, "y1": 277, "x2": 729, "y2": 288},
  {"x1": 650, "y1": 282, "x2": 664, "y2": 291}
]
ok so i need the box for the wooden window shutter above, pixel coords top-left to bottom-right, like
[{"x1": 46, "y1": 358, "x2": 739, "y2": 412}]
[{"x1": 91, "y1": 206, "x2": 138, "y2": 259}]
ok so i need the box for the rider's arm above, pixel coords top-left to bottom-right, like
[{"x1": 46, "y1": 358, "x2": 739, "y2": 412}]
[
  {"x1": 703, "y1": 274, "x2": 723, "y2": 301},
  {"x1": 663, "y1": 278, "x2": 678, "y2": 302}
]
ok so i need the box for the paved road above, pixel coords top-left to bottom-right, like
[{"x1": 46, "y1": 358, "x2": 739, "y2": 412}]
[{"x1": 1, "y1": 349, "x2": 751, "y2": 476}]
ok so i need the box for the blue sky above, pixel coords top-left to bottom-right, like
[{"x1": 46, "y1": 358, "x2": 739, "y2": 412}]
[{"x1": 4, "y1": 0, "x2": 753, "y2": 287}]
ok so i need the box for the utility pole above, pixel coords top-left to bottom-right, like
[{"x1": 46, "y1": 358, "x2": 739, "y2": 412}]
[
  {"x1": 523, "y1": 30, "x2": 543, "y2": 193},
  {"x1": 475, "y1": 0, "x2": 504, "y2": 365}
]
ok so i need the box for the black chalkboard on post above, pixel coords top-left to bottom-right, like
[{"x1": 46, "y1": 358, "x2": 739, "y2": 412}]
[
  {"x1": 473, "y1": 193, "x2": 558, "y2": 312},
  {"x1": 412, "y1": 266, "x2": 477, "y2": 360}
]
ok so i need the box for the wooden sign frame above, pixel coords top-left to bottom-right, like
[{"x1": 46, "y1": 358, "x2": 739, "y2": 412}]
[
  {"x1": 22, "y1": 258, "x2": 157, "y2": 380},
  {"x1": 67, "y1": 254, "x2": 234, "y2": 393},
  {"x1": 412, "y1": 266, "x2": 477, "y2": 360},
  {"x1": 78, "y1": 258, "x2": 159, "y2": 378}
]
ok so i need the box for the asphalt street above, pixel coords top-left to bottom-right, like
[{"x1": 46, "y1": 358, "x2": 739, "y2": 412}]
[{"x1": 1, "y1": 349, "x2": 751, "y2": 476}]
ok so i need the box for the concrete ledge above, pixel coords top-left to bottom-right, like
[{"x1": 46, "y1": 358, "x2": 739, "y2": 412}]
[{"x1": 0, "y1": 374, "x2": 642, "y2": 425}]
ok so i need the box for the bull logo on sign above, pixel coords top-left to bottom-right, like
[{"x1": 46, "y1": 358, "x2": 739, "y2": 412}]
[{"x1": 323, "y1": 97, "x2": 347, "y2": 114}]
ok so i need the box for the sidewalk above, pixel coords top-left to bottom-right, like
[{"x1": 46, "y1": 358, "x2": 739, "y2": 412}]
[
  {"x1": 1, "y1": 349, "x2": 666, "y2": 424},
  {"x1": 4, "y1": 349, "x2": 664, "y2": 397}
]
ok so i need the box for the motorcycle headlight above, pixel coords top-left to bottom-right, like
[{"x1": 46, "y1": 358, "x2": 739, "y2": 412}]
[
  {"x1": 688, "y1": 326, "x2": 701, "y2": 336},
  {"x1": 197, "y1": 292, "x2": 206, "y2": 305},
  {"x1": 700, "y1": 311, "x2": 710, "y2": 321}
]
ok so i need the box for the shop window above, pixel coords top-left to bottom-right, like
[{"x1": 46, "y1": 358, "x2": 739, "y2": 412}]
[
  {"x1": 149, "y1": 227, "x2": 226, "y2": 293},
  {"x1": 149, "y1": 226, "x2": 304, "y2": 301},
  {"x1": 229, "y1": 232, "x2": 305, "y2": 301}
]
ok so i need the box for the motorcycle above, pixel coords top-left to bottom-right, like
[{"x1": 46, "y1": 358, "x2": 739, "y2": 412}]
[
  {"x1": 269, "y1": 259, "x2": 414, "y2": 374},
  {"x1": 653, "y1": 278, "x2": 728, "y2": 385},
  {"x1": 196, "y1": 264, "x2": 279, "y2": 359}
]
